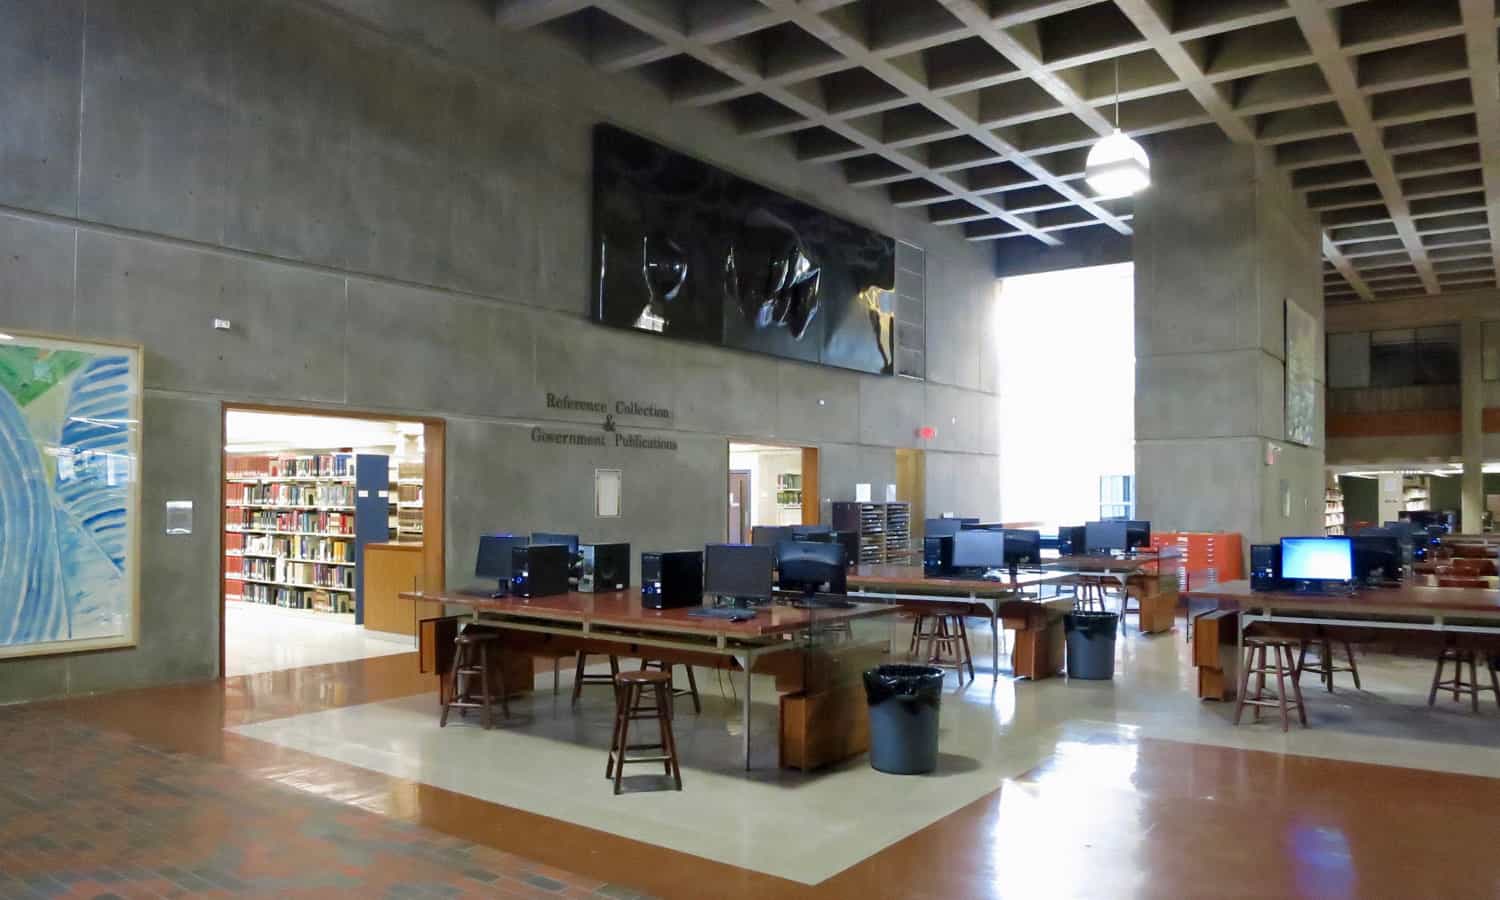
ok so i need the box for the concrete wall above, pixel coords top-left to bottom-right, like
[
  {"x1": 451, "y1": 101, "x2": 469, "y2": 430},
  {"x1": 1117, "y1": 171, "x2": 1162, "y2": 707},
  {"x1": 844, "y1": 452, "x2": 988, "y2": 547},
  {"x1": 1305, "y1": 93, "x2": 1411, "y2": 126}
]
[
  {"x1": 1134, "y1": 126, "x2": 1325, "y2": 544},
  {"x1": 0, "y1": 0, "x2": 1001, "y2": 702}
]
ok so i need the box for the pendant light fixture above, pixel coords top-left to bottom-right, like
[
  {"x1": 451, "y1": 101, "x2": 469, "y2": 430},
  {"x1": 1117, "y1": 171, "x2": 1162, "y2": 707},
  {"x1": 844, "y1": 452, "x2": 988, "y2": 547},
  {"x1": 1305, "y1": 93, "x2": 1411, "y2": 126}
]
[{"x1": 1085, "y1": 57, "x2": 1150, "y2": 198}]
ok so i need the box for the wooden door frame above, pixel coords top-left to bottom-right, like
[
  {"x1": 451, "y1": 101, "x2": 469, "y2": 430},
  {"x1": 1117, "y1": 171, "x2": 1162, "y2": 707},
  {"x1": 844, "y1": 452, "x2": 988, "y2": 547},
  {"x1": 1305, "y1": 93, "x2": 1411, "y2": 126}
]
[
  {"x1": 218, "y1": 402, "x2": 446, "y2": 679},
  {"x1": 728, "y1": 469, "x2": 752, "y2": 542},
  {"x1": 725, "y1": 439, "x2": 821, "y2": 536}
]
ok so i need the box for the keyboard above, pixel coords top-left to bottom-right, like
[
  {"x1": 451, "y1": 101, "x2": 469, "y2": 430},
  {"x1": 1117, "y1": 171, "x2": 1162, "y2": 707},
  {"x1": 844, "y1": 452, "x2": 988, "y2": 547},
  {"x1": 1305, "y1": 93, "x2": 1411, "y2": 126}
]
[
  {"x1": 456, "y1": 584, "x2": 507, "y2": 598},
  {"x1": 687, "y1": 608, "x2": 757, "y2": 622},
  {"x1": 792, "y1": 597, "x2": 856, "y2": 610}
]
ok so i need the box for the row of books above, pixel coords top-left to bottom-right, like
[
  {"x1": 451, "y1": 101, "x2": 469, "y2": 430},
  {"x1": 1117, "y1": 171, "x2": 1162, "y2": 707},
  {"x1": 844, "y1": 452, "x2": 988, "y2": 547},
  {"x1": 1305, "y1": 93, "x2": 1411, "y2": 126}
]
[
  {"x1": 228, "y1": 453, "x2": 355, "y2": 479},
  {"x1": 238, "y1": 583, "x2": 353, "y2": 613},
  {"x1": 240, "y1": 533, "x2": 355, "y2": 562},
  {"x1": 229, "y1": 556, "x2": 355, "y2": 590},
  {"x1": 226, "y1": 481, "x2": 356, "y2": 507},
  {"x1": 226, "y1": 508, "x2": 354, "y2": 535}
]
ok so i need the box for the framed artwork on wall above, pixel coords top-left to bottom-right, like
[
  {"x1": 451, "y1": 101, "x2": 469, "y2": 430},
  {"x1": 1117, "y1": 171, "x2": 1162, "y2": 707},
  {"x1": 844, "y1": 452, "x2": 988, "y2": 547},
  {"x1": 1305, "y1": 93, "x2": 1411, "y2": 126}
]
[
  {"x1": 1284, "y1": 298, "x2": 1318, "y2": 447},
  {"x1": 0, "y1": 331, "x2": 142, "y2": 659}
]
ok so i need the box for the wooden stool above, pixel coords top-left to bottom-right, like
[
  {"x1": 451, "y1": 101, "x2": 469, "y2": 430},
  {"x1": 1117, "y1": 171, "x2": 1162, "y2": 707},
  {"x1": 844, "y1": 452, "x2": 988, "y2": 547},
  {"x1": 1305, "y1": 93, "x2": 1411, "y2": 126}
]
[
  {"x1": 913, "y1": 611, "x2": 975, "y2": 683},
  {"x1": 1233, "y1": 637, "x2": 1307, "y2": 732},
  {"x1": 606, "y1": 670, "x2": 682, "y2": 795},
  {"x1": 642, "y1": 660, "x2": 701, "y2": 715},
  {"x1": 571, "y1": 652, "x2": 620, "y2": 708},
  {"x1": 440, "y1": 630, "x2": 508, "y2": 729},
  {"x1": 1428, "y1": 641, "x2": 1500, "y2": 713},
  {"x1": 1296, "y1": 632, "x2": 1361, "y2": 693},
  {"x1": 1074, "y1": 580, "x2": 1107, "y2": 613}
]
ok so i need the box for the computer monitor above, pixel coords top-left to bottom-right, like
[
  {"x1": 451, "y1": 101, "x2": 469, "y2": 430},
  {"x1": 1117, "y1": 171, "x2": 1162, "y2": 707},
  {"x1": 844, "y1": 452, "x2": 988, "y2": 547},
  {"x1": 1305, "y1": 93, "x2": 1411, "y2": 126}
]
[
  {"x1": 1001, "y1": 529, "x2": 1041, "y2": 566},
  {"x1": 775, "y1": 540, "x2": 847, "y2": 596},
  {"x1": 704, "y1": 543, "x2": 774, "y2": 604},
  {"x1": 832, "y1": 530, "x2": 861, "y2": 569},
  {"x1": 790, "y1": 525, "x2": 834, "y2": 542},
  {"x1": 951, "y1": 529, "x2": 1005, "y2": 570},
  {"x1": 532, "y1": 532, "x2": 580, "y2": 555},
  {"x1": 751, "y1": 525, "x2": 793, "y2": 547},
  {"x1": 963, "y1": 522, "x2": 1004, "y2": 531},
  {"x1": 1351, "y1": 534, "x2": 1401, "y2": 582},
  {"x1": 1124, "y1": 520, "x2": 1151, "y2": 550},
  {"x1": 1280, "y1": 537, "x2": 1353, "y2": 584},
  {"x1": 924, "y1": 518, "x2": 964, "y2": 537},
  {"x1": 1085, "y1": 520, "x2": 1129, "y2": 554},
  {"x1": 474, "y1": 534, "x2": 529, "y2": 593}
]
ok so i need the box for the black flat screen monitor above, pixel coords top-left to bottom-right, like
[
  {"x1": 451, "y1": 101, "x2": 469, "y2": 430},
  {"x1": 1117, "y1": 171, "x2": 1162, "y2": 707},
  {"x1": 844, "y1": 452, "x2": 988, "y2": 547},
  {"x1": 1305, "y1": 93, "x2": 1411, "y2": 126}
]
[
  {"x1": 925, "y1": 518, "x2": 965, "y2": 537},
  {"x1": 951, "y1": 529, "x2": 1005, "y2": 570},
  {"x1": 532, "y1": 532, "x2": 580, "y2": 555},
  {"x1": 790, "y1": 525, "x2": 834, "y2": 541},
  {"x1": 751, "y1": 525, "x2": 793, "y2": 547},
  {"x1": 963, "y1": 522, "x2": 1004, "y2": 531},
  {"x1": 1351, "y1": 534, "x2": 1401, "y2": 582},
  {"x1": 1085, "y1": 521, "x2": 1129, "y2": 554},
  {"x1": 1124, "y1": 520, "x2": 1151, "y2": 550},
  {"x1": 775, "y1": 540, "x2": 847, "y2": 596},
  {"x1": 476, "y1": 534, "x2": 529, "y2": 582},
  {"x1": 704, "y1": 543, "x2": 774, "y2": 603},
  {"x1": 1001, "y1": 529, "x2": 1041, "y2": 566},
  {"x1": 1280, "y1": 537, "x2": 1353, "y2": 584}
]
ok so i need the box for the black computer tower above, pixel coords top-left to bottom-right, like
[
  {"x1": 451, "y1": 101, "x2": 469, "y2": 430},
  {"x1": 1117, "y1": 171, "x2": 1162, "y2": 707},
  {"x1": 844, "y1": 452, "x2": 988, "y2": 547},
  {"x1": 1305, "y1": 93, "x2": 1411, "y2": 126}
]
[
  {"x1": 641, "y1": 550, "x2": 703, "y2": 609},
  {"x1": 510, "y1": 544, "x2": 572, "y2": 598},
  {"x1": 923, "y1": 535, "x2": 954, "y2": 575},
  {"x1": 833, "y1": 530, "x2": 861, "y2": 569},
  {"x1": 579, "y1": 542, "x2": 630, "y2": 592},
  {"x1": 1056, "y1": 526, "x2": 1086, "y2": 556},
  {"x1": 1250, "y1": 544, "x2": 1282, "y2": 591}
]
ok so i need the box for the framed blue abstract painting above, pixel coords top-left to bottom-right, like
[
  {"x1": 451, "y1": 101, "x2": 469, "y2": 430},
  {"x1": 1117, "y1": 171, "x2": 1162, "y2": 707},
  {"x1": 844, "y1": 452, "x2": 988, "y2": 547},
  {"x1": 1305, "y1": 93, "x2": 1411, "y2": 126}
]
[{"x1": 0, "y1": 331, "x2": 141, "y2": 658}]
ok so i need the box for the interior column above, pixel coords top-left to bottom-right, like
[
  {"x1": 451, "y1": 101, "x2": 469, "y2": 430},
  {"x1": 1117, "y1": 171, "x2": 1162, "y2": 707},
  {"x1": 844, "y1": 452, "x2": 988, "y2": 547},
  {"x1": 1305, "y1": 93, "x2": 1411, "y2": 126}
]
[
  {"x1": 1460, "y1": 316, "x2": 1484, "y2": 532},
  {"x1": 1133, "y1": 127, "x2": 1326, "y2": 545}
]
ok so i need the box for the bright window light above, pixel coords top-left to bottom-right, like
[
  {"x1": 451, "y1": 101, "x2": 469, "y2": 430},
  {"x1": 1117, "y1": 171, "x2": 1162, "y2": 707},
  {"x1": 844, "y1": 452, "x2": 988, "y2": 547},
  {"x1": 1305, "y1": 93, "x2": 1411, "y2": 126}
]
[{"x1": 997, "y1": 263, "x2": 1134, "y2": 528}]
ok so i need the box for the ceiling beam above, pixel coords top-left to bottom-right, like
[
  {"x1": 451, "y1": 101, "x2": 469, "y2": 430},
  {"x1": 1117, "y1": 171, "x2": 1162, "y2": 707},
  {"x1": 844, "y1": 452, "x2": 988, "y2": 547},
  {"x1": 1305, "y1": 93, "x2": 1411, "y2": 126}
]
[
  {"x1": 1459, "y1": 0, "x2": 1500, "y2": 281},
  {"x1": 1286, "y1": 0, "x2": 1441, "y2": 295},
  {"x1": 1323, "y1": 233, "x2": 1375, "y2": 301},
  {"x1": 494, "y1": 0, "x2": 590, "y2": 29}
]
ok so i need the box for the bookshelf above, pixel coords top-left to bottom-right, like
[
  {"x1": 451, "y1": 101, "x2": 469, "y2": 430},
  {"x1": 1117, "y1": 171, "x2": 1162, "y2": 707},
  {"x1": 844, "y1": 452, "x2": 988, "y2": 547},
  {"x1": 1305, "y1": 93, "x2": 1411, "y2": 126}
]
[
  {"x1": 1324, "y1": 486, "x2": 1344, "y2": 536},
  {"x1": 224, "y1": 452, "x2": 387, "y2": 615},
  {"x1": 830, "y1": 501, "x2": 912, "y2": 565}
]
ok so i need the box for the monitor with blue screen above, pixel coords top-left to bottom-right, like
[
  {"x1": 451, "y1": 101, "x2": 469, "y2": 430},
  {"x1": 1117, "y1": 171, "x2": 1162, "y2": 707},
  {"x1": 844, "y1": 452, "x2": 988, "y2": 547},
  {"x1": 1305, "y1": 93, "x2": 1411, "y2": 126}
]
[{"x1": 1280, "y1": 537, "x2": 1353, "y2": 584}]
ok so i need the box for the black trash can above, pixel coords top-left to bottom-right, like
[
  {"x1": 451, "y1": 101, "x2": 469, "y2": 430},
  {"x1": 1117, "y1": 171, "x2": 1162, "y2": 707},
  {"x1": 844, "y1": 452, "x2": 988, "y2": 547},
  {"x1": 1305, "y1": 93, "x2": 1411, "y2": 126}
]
[
  {"x1": 863, "y1": 664, "x2": 944, "y2": 774},
  {"x1": 1065, "y1": 612, "x2": 1119, "y2": 680}
]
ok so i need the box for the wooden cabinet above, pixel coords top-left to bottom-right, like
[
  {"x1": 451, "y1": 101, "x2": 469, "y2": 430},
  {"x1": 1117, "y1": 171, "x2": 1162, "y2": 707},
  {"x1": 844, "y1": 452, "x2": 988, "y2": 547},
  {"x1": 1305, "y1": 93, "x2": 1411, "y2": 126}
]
[{"x1": 363, "y1": 543, "x2": 434, "y2": 636}]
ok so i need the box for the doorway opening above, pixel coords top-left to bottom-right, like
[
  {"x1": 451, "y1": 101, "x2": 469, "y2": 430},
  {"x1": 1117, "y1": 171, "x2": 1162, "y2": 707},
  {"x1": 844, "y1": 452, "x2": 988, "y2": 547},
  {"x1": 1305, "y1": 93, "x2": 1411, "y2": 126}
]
[
  {"x1": 727, "y1": 442, "x2": 820, "y2": 539},
  {"x1": 220, "y1": 406, "x2": 445, "y2": 678}
]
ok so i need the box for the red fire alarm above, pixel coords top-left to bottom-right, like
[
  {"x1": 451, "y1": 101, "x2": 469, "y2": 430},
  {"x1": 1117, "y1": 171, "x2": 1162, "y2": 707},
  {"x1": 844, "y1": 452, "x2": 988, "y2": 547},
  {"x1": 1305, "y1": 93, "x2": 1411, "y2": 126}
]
[{"x1": 917, "y1": 426, "x2": 937, "y2": 441}]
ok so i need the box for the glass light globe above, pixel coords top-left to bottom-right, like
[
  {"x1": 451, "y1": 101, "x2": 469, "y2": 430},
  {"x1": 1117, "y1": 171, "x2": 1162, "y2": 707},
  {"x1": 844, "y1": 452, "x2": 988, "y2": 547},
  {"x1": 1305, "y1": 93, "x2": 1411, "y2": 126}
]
[{"x1": 1085, "y1": 129, "x2": 1150, "y2": 198}]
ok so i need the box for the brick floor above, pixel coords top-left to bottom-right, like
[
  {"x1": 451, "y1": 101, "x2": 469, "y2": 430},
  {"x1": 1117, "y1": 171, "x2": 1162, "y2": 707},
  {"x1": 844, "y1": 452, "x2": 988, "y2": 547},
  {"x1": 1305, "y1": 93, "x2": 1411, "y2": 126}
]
[{"x1": 0, "y1": 705, "x2": 649, "y2": 899}]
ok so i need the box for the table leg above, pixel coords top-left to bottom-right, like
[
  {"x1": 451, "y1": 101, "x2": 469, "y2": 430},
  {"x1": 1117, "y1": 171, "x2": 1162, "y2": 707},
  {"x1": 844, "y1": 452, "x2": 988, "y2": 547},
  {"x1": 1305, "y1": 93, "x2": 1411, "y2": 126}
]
[
  {"x1": 985, "y1": 592, "x2": 998, "y2": 675},
  {"x1": 734, "y1": 653, "x2": 752, "y2": 770}
]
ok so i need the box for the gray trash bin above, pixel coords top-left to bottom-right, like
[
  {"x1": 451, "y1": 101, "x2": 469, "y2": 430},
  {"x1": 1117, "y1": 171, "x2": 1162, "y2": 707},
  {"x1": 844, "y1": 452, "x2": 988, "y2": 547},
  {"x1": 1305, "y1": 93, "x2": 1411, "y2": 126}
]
[
  {"x1": 1065, "y1": 611, "x2": 1118, "y2": 680},
  {"x1": 863, "y1": 664, "x2": 944, "y2": 774}
]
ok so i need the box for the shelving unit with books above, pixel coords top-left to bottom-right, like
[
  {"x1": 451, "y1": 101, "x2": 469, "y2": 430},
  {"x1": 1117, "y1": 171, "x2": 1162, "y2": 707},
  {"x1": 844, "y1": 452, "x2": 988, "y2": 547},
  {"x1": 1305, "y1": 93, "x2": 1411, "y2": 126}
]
[
  {"x1": 830, "y1": 501, "x2": 912, "y2": 565},
  {"x1": 224, "y1": 452, "x2": 376, "y2": 615}
]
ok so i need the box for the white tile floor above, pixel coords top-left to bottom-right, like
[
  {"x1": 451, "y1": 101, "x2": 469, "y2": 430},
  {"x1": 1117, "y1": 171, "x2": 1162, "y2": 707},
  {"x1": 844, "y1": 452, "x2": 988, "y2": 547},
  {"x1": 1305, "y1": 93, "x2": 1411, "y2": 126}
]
[
  {"x1": 231, "y1": 619, "x2": 1500, "y2": 884},
  {"x1": 224, "y1": 600, "x2": 416, "y2": 677}
]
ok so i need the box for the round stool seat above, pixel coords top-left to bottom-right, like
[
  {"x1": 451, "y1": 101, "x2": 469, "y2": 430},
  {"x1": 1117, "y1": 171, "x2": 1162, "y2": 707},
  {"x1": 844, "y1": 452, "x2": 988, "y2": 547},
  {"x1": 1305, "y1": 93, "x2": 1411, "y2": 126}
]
[
  {"x1": 617, "y1": 669, "x2": 671, "y2": 686},
  {"x1": 455, "y1": 630, "x2": 499, "y2": 644}
]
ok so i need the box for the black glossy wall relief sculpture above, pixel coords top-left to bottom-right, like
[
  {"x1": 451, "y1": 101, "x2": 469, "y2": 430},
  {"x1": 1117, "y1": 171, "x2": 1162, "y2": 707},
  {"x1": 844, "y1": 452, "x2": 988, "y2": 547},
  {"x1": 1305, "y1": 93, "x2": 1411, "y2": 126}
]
[{"x1": 591, "y1": 124, "x2": 898, "y2": 376}]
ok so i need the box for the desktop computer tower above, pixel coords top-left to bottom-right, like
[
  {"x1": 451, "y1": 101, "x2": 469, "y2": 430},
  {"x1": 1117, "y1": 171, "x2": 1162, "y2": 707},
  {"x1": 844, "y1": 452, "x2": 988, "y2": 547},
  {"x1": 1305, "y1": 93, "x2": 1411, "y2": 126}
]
[
  {"x1": 641, "y1": 550, "x2": 703, "y2": 609},
  {"x1": 923, "y1": 535, "x2": 954, "y2": 576},
  {"x1": 1250, "y1": 544, "x2": 1282, "y2": 591},
  {"x1": 578, "y1": 542, "x2": 630, "y2": 592},
  {"x1": 833, "y1": 530, "x2": 861, "y2": 569},
  {"x1": 1056, "y1": 526, "x2": 1086, "y2": 556},
  {"x1": 510, "y1": 544, "x2": 572, "y2": 598}
]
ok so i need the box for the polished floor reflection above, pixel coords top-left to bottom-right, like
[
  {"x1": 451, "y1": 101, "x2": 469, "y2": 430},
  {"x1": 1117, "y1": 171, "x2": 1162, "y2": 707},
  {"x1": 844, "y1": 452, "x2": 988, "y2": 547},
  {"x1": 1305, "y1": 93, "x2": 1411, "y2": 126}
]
[
  {"x1": 225, "y1": 599, "x2": 415, "y2": 677},
  {"x1": 24, "y1": 620, "x2": 1500, "y2": 899}
]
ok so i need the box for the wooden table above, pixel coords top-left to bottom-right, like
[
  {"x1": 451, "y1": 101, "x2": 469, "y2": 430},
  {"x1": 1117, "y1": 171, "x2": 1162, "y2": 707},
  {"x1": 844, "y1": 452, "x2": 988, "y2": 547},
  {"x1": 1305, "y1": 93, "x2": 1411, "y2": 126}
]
[
  {"x1": 1183, "y1": 579, "x2": 1500, "y2": 700},
  {"x1": 401, "y1": 588, "x2": 896, "y2": 769},
  {"x1": 1040, "y1": 552, "x2": 1182, "y2": 635},
  {"x1": 844, "y1": 565, "x2": 1069, "y2": 678}
]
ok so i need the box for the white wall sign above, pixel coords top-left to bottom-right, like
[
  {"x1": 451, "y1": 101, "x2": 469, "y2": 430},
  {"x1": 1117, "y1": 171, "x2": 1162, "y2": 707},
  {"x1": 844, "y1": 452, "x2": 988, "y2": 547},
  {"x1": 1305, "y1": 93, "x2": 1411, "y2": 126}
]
[{"x1": 596, "y1": 468, "x2": 622, "y2": 518}]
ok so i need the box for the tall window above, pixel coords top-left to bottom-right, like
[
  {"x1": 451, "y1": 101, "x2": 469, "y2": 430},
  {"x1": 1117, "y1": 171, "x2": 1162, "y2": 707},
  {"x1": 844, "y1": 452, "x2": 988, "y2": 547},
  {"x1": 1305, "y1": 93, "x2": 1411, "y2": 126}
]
[{"x1": 997, "y1": 263, "x2": 1134, "y2": 527}]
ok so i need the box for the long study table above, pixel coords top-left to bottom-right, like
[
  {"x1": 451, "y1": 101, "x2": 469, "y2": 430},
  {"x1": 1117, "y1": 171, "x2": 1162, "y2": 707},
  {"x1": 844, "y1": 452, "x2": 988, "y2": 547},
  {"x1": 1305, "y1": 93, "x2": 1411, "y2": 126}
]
[
  {"x1": 1040, "y1": 551, "x2": 1182, "y2": 635},
  {"x1": 400, "y1": 588, "x2": 896, "y2": 769},
  {"x1": 844, "y1": 565, "x2": 1070, "y2": 678}
]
